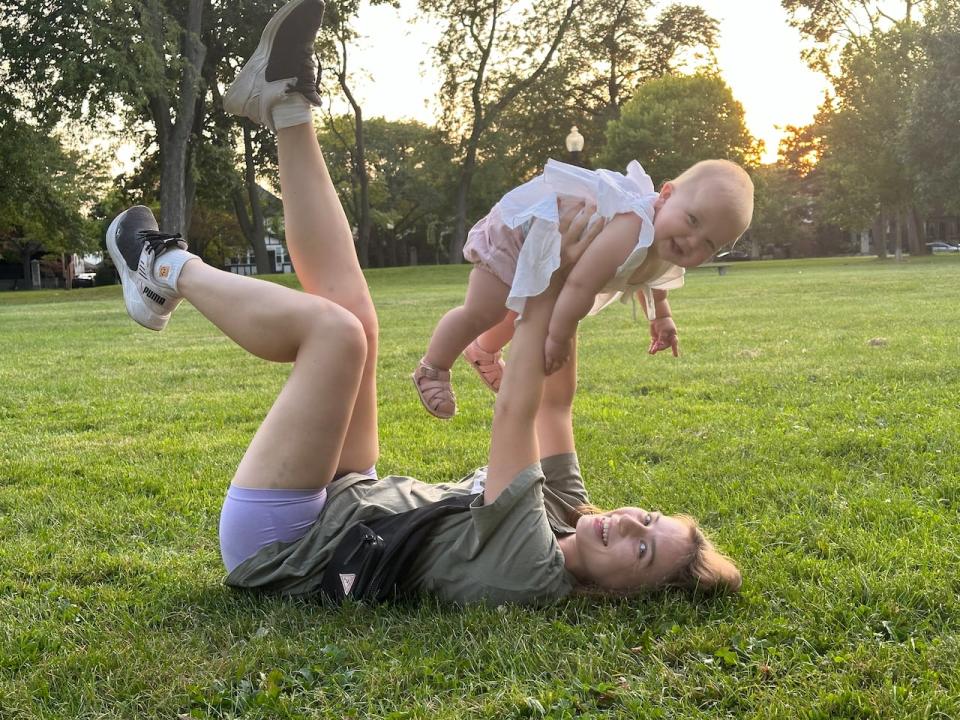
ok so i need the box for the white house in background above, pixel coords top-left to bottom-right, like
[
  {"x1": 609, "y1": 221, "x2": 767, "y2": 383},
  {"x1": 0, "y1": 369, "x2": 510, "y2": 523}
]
[{"x1": 225, "y1": 230, "x2": 294, "y2": 276}]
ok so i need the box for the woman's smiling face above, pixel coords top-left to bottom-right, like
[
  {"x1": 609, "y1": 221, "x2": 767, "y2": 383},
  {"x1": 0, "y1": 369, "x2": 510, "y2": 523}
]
[{"x1": 569, "y1": 507, "x2": 695, "y2": 590}]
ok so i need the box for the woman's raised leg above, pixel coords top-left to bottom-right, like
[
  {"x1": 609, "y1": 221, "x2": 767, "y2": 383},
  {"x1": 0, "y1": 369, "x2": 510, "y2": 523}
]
[
  {"x1": 178, "y1": 262, "x2": 367, "y2": 490},
  {"x1": 275, "y1": 123, "x2": 380, "y2": 473},
  {"x1": 223, "y1": 0, "x2": 379, "y2": 472},
  {"x1": 105, "y1": 204, "x2": 366, "y2": 492}
]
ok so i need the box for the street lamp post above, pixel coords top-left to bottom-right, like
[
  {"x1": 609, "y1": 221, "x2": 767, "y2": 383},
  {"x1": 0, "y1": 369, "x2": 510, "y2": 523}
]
[{"x1": 565, "y1": 125, "x2": 584, "y2": 167}]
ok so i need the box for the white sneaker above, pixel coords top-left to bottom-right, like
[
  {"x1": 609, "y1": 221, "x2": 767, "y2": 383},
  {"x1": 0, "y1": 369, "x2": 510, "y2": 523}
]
[
  {"x1": 106, "y1": 206, "x2": 189, "y2": 331},
  {"x1": 223, "y1": 0, "x2": 326, "y2": 130}
]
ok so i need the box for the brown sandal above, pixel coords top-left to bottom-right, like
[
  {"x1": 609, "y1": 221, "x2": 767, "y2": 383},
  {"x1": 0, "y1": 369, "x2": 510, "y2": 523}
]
[
  {"x1": 412, "y1": 359, "x2": 456, "y2": 419},
  {"x1": 462, "y1": 340, "x2": 504, "y2": 393}
]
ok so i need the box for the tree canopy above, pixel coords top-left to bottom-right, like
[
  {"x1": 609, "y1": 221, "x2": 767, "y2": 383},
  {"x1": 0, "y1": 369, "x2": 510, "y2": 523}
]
[
  {"x1": 600, "y1": 73, "x2": 760, "y2": 186},
  {"x1": 0, "y1": 91, "x2": 105, "y2": 280}
]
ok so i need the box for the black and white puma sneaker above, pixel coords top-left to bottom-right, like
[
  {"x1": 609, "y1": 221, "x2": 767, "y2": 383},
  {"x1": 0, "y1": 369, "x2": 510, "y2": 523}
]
[
  {"x1": 223, "y1": 0, "x2": 326, "y2": 130},
  {"x1": 105, "y1": 206, "x2": 191, "y2": 331}
]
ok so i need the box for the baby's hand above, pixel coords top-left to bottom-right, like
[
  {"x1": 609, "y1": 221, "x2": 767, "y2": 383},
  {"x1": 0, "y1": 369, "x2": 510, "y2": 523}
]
[
  {"x1": 648, "y1": 316, "x2": 679, "y2": 357},
  {"x1": 544, "y1": 335, "x2": 571, "y2": 375}
]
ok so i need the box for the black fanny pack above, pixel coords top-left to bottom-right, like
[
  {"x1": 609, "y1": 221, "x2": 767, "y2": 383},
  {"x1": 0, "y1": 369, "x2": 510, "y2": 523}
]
[{"x1": 319, "y1": 492, "x2": 479, "y2": 604}]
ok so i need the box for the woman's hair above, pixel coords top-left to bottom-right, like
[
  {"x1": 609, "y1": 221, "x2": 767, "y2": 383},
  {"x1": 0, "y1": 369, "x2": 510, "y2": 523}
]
[
  {"x1": 573, "y1": 505, "x2": 742, "y2": 596},
  {"x1": 664, "y1": 514, "x2": 742, "y2": 594}
]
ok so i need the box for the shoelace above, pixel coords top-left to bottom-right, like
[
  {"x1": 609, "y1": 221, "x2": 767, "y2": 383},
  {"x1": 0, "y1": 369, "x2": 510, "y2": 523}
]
[
  {"x1": 138, "y1": 230, "x2": 185, "y2": 255},
  {"x1": 288, "y1": 49, "x2": 323, "y2": 98}
]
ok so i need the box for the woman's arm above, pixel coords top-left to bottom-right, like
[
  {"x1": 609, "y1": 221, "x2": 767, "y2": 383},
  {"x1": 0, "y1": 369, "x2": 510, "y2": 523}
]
[
  {"x1": 544, "y1": 213, "x2": 643, "y2": 374},
  {"x1": 483, "y1": 203, "x2": 601, "y2": 504},
  {"x1": 535, "y1": 334, "x2": 577, "y2": 459}
]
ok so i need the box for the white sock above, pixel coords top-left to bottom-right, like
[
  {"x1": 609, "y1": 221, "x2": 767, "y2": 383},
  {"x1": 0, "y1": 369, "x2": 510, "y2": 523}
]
[
  {"x1": 272, "y1": 92, "x2": 314, "y2": 130},
  {"x1": 152, "y1": 249, "x2": 199, "y2": 295}
]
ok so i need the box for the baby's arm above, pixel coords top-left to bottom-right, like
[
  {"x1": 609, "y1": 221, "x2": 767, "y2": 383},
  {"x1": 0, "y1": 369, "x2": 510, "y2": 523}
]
[{"x1": 544, "y1": 213, "x2": 643, "y2": 374}]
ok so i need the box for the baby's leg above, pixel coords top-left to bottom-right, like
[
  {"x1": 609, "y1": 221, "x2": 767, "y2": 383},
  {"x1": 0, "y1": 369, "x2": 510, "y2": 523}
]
[
  {"x1": 413, "y1": 268, "x2": 508, "y2": 418},
  {"x1": 424, "y1": 267, "x2": 510, "y2": 370},
  {"x1": 475, "y1": 311, "x2": 518, "y2": 355},
  {"x1": 461, "y1": 310, "x2": 517, "y2": 394}
]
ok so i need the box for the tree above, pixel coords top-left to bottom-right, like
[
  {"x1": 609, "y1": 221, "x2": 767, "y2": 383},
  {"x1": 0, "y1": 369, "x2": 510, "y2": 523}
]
[
  {"x1": 1, "y1": 0, "x2": 207, "y2": 240},
  {"x1": 314, "y1": 0, "x2": 399, "y2": 268},
  {"x1": 0, "y1": 96, "x2": 104, "y2": 285},
  {"x1": 814, "y1": 25, "x2": 923, "y2": 258},
  {"x1": 318, "y1": 116, "x2": 456, "y2": 267},
  {"x1": 363, "y1": 119, "x2": 456, "y2": 266},
  {"x1": 749, "y1": 164, "x2": 820, "y2": 257},
  {"x1": 199, "y1": 2, "x2": 277, "y2": 275},
  {"x1": 781, "y1": 0, "x2": 928, "y2": 74},
  {"x1": 903, "y1": 0, "x2": 960, "y2": 214},
  {"x1": 599, "y1": 73, "x2": 760, "y2": 186},
  {"x1": 457, "y1": 1, "x2": 719, "y2": 222},
  {"x1": 565, "y1": 1, "x2": 718, "y2": 127},
  {"x1": 419, "y1": 0, "x2": 583, "y2": 262}
]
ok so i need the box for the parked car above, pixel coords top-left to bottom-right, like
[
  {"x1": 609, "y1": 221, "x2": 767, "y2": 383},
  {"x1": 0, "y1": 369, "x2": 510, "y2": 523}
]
[
  {"x1": 72, "y1": 272, "x2": 96, "y2": 288},
  {"x1": 715, "y1": 248, "x2": 752, "y2": 261},
  {"x1": 926, "y1": 242, "x2": 959, "y2": 254}
]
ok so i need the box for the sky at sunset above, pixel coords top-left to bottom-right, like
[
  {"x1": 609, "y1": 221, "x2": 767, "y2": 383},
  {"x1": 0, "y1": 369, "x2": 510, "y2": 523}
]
[{"x1": 347, "y1": 0, "x2": 831, "y2": 164}]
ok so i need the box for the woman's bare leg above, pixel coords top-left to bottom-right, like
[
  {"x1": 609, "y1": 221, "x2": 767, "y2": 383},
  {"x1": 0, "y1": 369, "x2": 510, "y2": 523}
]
[
  {"x1": 276, "y1": 123, "x2": 379, "y2": 472},
  {"x1": 423, "y1": 267, "x2": 510, "y2": 370},
  {"x1": 177, "y1": 261, "x2": 367, "y2": 490}
]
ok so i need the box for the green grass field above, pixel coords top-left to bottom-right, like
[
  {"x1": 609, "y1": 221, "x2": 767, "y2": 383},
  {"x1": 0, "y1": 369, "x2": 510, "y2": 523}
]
[{"x1": 2, "y1": 256, "x2": 959, "y2": 718}]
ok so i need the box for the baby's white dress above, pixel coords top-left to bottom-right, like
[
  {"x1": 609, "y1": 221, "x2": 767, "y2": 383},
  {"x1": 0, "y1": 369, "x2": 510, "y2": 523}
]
[{"x1": 465, "y1": 159, "x2": 685, "y2": 320}]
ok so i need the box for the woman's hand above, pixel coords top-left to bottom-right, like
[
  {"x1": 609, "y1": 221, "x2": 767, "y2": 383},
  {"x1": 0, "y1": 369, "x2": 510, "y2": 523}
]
[{"x1": 557, "y1": 197, "x2": 603, "y2": 274}]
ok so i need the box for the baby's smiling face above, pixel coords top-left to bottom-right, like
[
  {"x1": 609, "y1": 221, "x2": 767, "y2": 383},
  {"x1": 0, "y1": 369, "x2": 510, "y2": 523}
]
[{"x1": 651, "y1": 180, "x2": 748, "y2": 268}]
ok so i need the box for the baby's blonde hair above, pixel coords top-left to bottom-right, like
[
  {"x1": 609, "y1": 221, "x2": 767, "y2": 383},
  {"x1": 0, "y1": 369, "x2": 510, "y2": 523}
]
[{"x1": 673, "y1": 159, "x2": 755, "y2": 242}]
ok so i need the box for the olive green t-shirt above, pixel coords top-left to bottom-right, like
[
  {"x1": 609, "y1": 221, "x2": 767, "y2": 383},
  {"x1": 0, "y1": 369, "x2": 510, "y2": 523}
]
[{"x1": 224, "y1": 453, "x2": 588, "y2": 606}]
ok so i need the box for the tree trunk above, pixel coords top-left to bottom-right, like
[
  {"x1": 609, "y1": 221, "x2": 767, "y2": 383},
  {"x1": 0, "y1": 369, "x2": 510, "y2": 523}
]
[
  {"x1": 147, "y1": 0, "x2": 206, "y2": 239},
  {"x1": 450, "y1": 137, "x2": 479, "y2": 263},
  {"x1": 232, "y1": 124, "x2": 270, "y2": 274},
  {"x1": 353, "y1": 105, "x2": 371, "y2": 269},
  {"x1": 386, "y1": 227, "x2": 398, "y2": 267},
  {"x1": 370, "y1": 227, "x2": 384, "y2": 268},
  {"x1": 12, "y1": 237, "x2": 41, "y2": 287},
  {"x1": 20, "y1": 250, "x2": 31, "y2": 288},
  {"x1": 894, "y1": 210, "x2": 904, "y2": 262},
  {"x1": 905, "y1": 205, "x2": 923, "y2": 256},
  {"x1": 336, "y1": 37, "x2": 370, "y2": 269},
  {"x1": 873, "y1": 213, "x2": 887, "y2": 259},
  {"x1": 445, "y1": 0, "x2": 582, "y2": 264}
]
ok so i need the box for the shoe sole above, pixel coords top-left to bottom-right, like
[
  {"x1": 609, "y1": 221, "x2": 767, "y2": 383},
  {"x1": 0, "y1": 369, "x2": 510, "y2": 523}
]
[
  {"x1": 223, "y1": 0, "x2": 318, "y2": 120},
  {"x1": 105, "y1": 211, "x2": 168, "y2": 332}
]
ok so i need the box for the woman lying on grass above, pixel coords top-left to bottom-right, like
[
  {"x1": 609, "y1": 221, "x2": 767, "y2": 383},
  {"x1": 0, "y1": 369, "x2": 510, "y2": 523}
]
[{"x1": 105, "y1": 0, "x2": 740, "y2": 605}]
